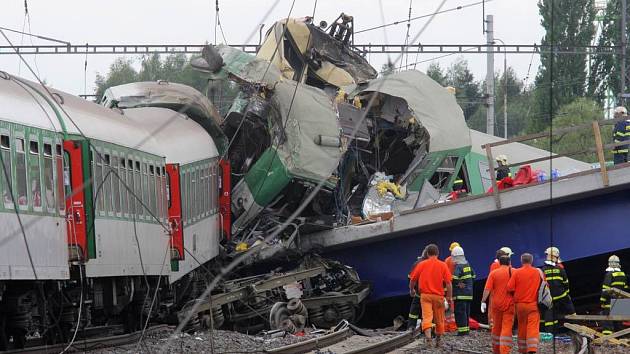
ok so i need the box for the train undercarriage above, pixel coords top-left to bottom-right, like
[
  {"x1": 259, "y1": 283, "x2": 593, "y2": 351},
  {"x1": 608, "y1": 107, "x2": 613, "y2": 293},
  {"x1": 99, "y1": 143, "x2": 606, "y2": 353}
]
[{"x1": 0, "y1": 255, "x2": 368, "y2": 350}]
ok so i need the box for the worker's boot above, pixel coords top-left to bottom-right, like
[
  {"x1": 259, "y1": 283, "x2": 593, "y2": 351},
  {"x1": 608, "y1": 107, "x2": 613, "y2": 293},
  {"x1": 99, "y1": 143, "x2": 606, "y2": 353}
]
[{"x1": 435, "y1": 335, "x2": 442, "y2": 348}]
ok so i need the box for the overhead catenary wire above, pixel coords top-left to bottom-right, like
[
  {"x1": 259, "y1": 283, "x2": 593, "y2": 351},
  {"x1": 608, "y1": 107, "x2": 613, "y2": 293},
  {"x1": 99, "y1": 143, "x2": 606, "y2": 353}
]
[
  {"x1": 355, "y1": 0, "x2": 492, "y2": 35},
  {"x1": 164, "y1": 0, "x2": 451, "y2": 349}
]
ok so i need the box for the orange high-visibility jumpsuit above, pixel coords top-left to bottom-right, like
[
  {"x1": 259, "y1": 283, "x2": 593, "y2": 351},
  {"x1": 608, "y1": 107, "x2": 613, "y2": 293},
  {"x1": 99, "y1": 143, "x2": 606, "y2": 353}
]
[
  {"x1": 409, "y1": 256, "x2": 452, "y2": 335},
  {"x1": 488, "y1": 260, "x2": 500, "y2": 329},
  {"x1": 508, "y1": 265, "x2": 541, "y2": 353},
  {"x1": 484, "y1": 265, "x2": 514, "y2": 354}
]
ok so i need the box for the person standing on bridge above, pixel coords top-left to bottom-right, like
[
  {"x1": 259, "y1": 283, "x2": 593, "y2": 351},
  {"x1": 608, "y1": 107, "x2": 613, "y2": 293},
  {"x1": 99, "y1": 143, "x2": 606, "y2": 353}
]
[
  {"x1": 409, "y1": 244, "x2": 453, "y2": 348},
  {"x1": 539, "y1": 247, "x2": 575, "y2": 333},
  {"x1": 612, "y1": 106, "x2": 630, "y2": 165},
  {"x1": 451, "y1": 246, "x2": 476, "y2": 335},
  {"x1": 508, "y1": 253, "x2": 541, "y2": 354},
  {"x1": 481, "y1": 254, "x2": 514, "y2": 354}
]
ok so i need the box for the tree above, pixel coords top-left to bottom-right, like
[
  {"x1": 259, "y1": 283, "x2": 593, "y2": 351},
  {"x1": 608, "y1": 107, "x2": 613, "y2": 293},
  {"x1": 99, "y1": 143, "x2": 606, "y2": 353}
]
[
  {"x1": 445, "y1": 57, "x2": 482, "y2": 121},
  {"x1": 94, "y1": 58, "x2": 138, "y2": 97},
  {"x1": 588, "y1": 0, "x2": 626, "y2": 103},
  {"x1": 534, "y1": 0, "x2": 596, "y2": 132},
  {"x1": 425, "y1": 62, "x2": 447, "y2": 86},
  {"x1": 380, "y1": 61, "x2": 396, "y2": 76},
  {"x1": 530, "y1": 97, "x2": 610, "y2": 163},
  {"x1": 94, "y1": 53, "x2": 208, "y2": 98}
]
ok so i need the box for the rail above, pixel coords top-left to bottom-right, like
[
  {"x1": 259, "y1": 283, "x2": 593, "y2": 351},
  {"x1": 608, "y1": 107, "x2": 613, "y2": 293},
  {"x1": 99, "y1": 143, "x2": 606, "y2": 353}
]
[
  {"x1": 1, "y1": 325, "x2": 169, "y2": 354},
  {"x1": 267, "y1": 323, "x2": 414, "y2": 354},
  {"x1": 479, "y1": 115, "x2": 630, "y2": 209}
]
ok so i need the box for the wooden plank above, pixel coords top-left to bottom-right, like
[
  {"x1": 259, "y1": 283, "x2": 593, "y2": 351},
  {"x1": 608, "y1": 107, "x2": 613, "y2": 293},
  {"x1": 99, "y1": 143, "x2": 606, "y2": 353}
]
[
  {"x1": 484, "y1": 145, "x2": 501, "y2": 209},
  {"x1": 592, "y1": 121, "x2": 609, "y2": 186},
  {"x1": 564, "y1": 323, "x2": 627, "y2": 346},
  {"x1": 594, "y1": 327, "x2": 630, "y2": 344},
  {"x1": 608, "y1": 287, "x2": 630, "y2": 299},
  {"x1": 565, "y1": 314, "x2": 630, "y2": 321}
]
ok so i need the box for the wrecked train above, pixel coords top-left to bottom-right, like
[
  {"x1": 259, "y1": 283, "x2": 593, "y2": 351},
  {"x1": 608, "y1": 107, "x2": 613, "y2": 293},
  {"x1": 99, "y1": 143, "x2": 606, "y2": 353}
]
[{"x1": 0, "y1": 72, "x2": 367, "y2": 350}]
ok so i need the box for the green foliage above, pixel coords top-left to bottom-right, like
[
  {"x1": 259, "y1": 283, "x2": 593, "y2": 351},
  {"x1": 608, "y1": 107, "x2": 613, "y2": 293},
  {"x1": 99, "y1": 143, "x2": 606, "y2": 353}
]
[
  {"x1": 94, "y1": 53, "x2": 208, "y2": 98},
  {"x1": 445, "y1": 58, "x2": 482, "y2": 121},
  {"x1": 529, "y1": 97, "x2": 610, "y2": 163},
  {"x1": 588, "y1": 0, "x2": 625, "y2": 102},
  {"x1": 425, "y1": 62, "x2": 447, "y2": 86},
  {"x1": 534, "y1": 0, "x2": 596, "y2": 132}
]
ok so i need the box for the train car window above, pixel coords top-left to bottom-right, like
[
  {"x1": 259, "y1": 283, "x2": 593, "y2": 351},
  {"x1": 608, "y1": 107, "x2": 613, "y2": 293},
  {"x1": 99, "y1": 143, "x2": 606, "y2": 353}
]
[
  {"x1": 183, "y1": 169, "x2": 189, "y2": 223},
  {"x1": 202, "y1": 166, "x2": 208, "y2": 217},
  {"x1": 112, "y1": 155, "x2": 121, "y2": 215},
  {"x1": 28, "y1": 138, "x2": 42, "y2": 210},
  {"x1": 112, "y1": 156, "x2": 125, "y2": 216},
  {"x1": 55, "y1": 144, "x2": 65, "y2": 214},
  {"x1": 126, "y1": 158, "x2": 134, "y2": 217},
  {"x1": 93, "y1": 152, "x2": 104, "y2": 214},
  {"x1": 120, "y1": 158, "x2": 127, "y2": 216},
  {"x1": 156, "y1": 166, "x2": 164, "y2": 221},
  {"x1": 43, "y1": 142, "x2": 55, "y2": 213},
  {"x1": 211, "y1": 164, "x2": 217, "y2": 213},
  {"x1": 149, "y1": 164, "x2": 157, "y2": 219},
  {"x1": 134, "y1": 160, "x2": 142, "y2": 217},
  {"x1": 142, "y1": 163, "x2": 149, "y2": 218},
  {"x1": 162, "y1": 168, "x2": 168, "y2": 220},
  {"x1": 103, "y1": 153, "x2": 112, "y2": 214},
  {"x1": 191, "y1": 168, "x2": 198, "y2": 221},
  {"x1": 15, "y1": 137, "x2": 28, "y2": 207},
  {"x1": 1, "y1": 134, "x2": 12, "y2": 208}
]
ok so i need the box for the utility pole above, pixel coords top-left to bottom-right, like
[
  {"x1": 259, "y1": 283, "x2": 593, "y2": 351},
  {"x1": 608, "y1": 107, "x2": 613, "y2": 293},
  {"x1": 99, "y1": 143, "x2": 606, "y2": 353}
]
[
  {"x1": 622, "y1": 0, "x2": 628, "y2": 104},
  {"x1": 486, "y1": 15, "x2": 495, "y2": 136}
]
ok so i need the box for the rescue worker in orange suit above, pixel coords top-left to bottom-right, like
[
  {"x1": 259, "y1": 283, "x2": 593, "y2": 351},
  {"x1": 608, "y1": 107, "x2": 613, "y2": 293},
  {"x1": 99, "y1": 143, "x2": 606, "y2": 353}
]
[
  {"x1": 488, "y1": 247, "x2": 513, "y2": 329},
  {"x1": 600, "y1": 255, "x2": 629, "y2": 335},
  {"x1": 407, "y1": 246, "x2": 429, "y2": 330},
  {"x1": 444, "y1": 241, "x2": 460, "y2": 275},
  {"x1": 449, "y1": 179, "x2": 468, "y2": 200},
  {"x1": 409, "y1": 244, "x2": 453, "y2": 348},
  {"x1": 451, "y1": 246, "x2": 476, "y2": 335},
  {"x1": 481, "y1": 254, "x2": 514, "y2": 354},
  {"x1": 612, "y1": 106, "x2": 630, "y2": 165},
  {"x1": 539, "y1": 247, "x2": 575, "y2": 333},
  {"x1": 507, "y1": 253, "x2": 541, "y2": 354}
]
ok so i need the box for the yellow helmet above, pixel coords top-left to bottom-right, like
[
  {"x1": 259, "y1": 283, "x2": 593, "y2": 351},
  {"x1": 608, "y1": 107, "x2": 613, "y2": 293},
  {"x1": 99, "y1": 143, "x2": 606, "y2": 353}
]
[{"x1": 449, "y1": 242, "x2": 460, "y2": 251}]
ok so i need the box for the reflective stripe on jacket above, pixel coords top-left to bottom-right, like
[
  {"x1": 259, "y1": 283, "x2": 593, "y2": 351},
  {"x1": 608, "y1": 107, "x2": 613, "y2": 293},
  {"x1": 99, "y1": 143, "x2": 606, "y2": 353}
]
[{"x1": 453, "y1": 262, "x2": 476, "y2": 300}]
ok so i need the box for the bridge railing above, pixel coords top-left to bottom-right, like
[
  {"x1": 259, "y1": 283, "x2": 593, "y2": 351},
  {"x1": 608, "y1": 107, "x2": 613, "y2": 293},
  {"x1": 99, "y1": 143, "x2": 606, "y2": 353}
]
[{"x1": 480, "y1": 115, "x2": 630, "y2": 209}]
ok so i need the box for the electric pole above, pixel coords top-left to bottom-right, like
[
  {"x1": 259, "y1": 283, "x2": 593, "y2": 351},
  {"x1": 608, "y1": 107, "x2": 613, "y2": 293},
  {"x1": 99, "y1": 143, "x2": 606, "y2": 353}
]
[
  {"x1": 622, "y1": 0, "x2": 628, "y2": 104},
  {"x1": 486, "y1": 15, "x2": 495, "y2": 135}
]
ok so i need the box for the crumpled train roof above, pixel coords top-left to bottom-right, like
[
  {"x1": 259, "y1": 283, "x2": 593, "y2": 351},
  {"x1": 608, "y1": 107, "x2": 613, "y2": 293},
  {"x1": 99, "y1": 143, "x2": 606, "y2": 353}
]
[{"x1": 352, "y1": 70, "x2": 471, "y2": 152}]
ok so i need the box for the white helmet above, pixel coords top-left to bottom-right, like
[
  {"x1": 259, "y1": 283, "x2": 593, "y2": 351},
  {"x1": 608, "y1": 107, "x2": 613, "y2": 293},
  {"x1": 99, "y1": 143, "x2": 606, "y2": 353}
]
[
  {"x1": 451, "y1": 246, "x2": 464, "y2": 257},
  {"x1": 614, "y1": 106, "x2": 628, "y2": 115},
  {"x1": 609, "y1": 255, "x2": 621, "y2": 268},
  {"x1": 499, "y1": 247, "x2": 513, "y2": 257},
  {"x1": 496, "y1": 154, "x2": 508, "y2": 165},
  {"x1": 545, "y1": 247, "x2": 560, "y2": 260}
]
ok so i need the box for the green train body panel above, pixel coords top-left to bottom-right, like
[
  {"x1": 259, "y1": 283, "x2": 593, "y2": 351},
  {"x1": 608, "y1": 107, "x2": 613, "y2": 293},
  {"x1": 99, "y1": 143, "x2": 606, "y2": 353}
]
[{"x1": 244, "y1": 148, "x2": 292, "y2": 206}]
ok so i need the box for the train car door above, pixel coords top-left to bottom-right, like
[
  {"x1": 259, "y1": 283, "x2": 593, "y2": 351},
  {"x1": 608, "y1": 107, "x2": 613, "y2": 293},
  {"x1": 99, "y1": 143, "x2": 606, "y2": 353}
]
[
  {"x1": 63, "y1": 140, "x2": 93, "y2": 262},
  {"x1": 218, "y1": 159, "x2": 231, "y2": 240},
  {"x1": 166, "y1": 163, "x2": 184, "y2": 264}
]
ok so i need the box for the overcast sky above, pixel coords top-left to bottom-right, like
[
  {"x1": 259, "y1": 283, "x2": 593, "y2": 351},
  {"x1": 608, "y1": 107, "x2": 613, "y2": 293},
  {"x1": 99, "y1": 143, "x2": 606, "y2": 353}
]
[{"x1": 0, "y1": 0, "x2": 544, "y2": 95}]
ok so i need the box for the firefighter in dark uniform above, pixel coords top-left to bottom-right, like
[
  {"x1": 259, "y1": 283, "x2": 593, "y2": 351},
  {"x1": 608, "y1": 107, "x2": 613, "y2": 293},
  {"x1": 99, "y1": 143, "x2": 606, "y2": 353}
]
[
  {"x1": 539, "y1": 247, "x2": 575, "y2": 333},
  {"x1": 600, "y1": 255, "x2": 629, "y2": 335},
  {"x1": 451, "y1": 246, "x2": 476, "y2": 335},
  {"x1": 612, "y1": 106, "x2": 630, "y2": 165},
  {"x1": 407, "y1": 246, "x2": 429, "y2": 330}
]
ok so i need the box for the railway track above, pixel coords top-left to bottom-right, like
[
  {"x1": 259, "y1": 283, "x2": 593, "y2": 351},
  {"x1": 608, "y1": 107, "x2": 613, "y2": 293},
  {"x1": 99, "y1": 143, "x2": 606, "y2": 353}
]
[
  {"x1": 1, "y1": 325, "x2": 170, "y2": 354},
  {"x1": 267, "y1": 322, "x2": 415, "y2": 354}
]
